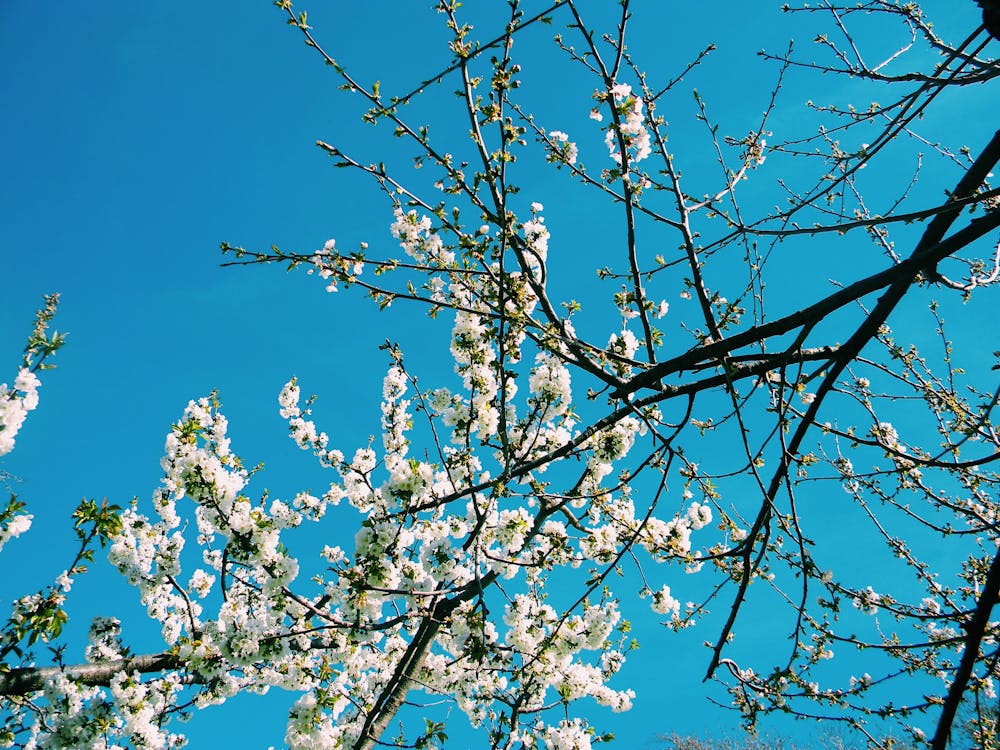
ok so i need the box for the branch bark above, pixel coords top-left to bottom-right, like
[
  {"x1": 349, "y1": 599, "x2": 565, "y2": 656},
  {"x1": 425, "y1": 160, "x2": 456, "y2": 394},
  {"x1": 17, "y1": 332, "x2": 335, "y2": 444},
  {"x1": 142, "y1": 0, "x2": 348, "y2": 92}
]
[
  {"x1": 0, "y1": 652, "x2": 182, "y2": 696},
  {"x1": 930, "y1": 547, "x2": 1000, "y2": 750},
  {"x1": 614, "y1": 129, "x2": 1000, "y2": 400}
]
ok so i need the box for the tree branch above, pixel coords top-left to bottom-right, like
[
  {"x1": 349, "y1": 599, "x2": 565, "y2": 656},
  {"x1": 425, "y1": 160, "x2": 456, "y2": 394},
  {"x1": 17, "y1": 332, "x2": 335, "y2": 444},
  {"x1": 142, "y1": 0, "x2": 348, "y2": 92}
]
[
  {"x1": 930, "y1": 547, "x2": 1000, "y2": 750},
  {"x1": 0, "y1": 652, "x2": 182, "y2": 696}
]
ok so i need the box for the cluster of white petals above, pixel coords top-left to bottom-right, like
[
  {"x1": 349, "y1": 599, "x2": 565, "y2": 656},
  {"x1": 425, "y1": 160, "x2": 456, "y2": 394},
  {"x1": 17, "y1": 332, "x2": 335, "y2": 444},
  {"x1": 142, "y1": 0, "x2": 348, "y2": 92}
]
[
  {"x1": 390, "y1": 208, "x2": 455, "y2": 266},
  {"x1": 547, "y1": 129, "x2": 578, "y2": 166},
  {"x1": 529, "y1": 352, "x2": 572, "y2": 418},
  {"x1": 651, "y1": 584, "x2": 681, "y2": 617},
  {"x1": 308, "y1": 238, "x2": 365, "y2": 293},
  {"x1": 0, "y1": 368, "x2": 40, "y2": 458},
  {"x1": 17, "y1": 671, "x2": 186, "y2": 750},
  {"x1": 0, "y1": 365, "x2": 43, "y2": 553},
  {"x1": 3, "y1": 207, "x2": 714, "y2": 750},
  {"x1": 603, "y1": 83, "x2": 651, "y2": 165},
  {"x1": 0, "y1": 511, "x2": 32, "y2": 555},
  {"x1": 522, "y1": 216, "x2": 550, "y2": 270},
  {"x1": 607, "y1": 329, "x2": 640, "y2": 377},
  {"x1": 279, "y1": 379, "x2": 344, "y2": 472}
]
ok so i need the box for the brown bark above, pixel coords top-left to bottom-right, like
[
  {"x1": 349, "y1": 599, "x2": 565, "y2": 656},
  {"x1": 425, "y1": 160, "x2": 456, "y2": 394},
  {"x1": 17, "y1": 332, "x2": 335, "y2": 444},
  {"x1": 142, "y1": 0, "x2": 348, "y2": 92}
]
[{"x1": 0, "y1": 652, "x2": 182, "y2": 696}]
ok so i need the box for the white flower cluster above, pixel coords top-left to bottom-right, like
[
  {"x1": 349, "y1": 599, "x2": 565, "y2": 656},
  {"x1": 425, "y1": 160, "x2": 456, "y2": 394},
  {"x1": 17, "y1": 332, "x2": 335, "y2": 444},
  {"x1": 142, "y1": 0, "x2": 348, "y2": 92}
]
[
  {"x1": 85, "y1": 616, "x2": 124, "y2": 663},
  {"x1": 77, "y1": 397, "x2": 336, "y2": 744},
  {"x1": 522, "y1": 215, "x2": 550, "y2": 276},
  {"x1": 18, "y1": 671, "x2": 186, "y2": 750},
  {"x1": 607, "y1": 329, "x2": 640, "y2": 377},
  {"x1": 0, "y1": 511, "x2": 32, "y2": 554},
  {"x1": 603, "y1": 83, "x2": 651, "y2": 165},
  {"x1": 450, "y1": 292, "x2": 503, "y2": 440},
  {"x1": 650, "y1": 584, "x2": 681, "y2": 617},
  {"x1": 110, "y1": 671, "x2": 186, "y2": 749},
  {"x1": 639, "y1": 501, "x2": 713, "y2": 564},
  {"x1": 547, "y1": 130, "x2": 578, "y2": 166},
  {"x1": 868, "y1": 420, "x2": 923, "y2": 482},
  {"x1": 381, "y1": 365, "x2": 410, "y2": 471},
  {"x1": 278, "y1": 379, "x2": 344, "y2": 473},
  {"x1": 307, "y1": 237, "x2": 367, "y2": 294},
  {"x1": 11, "y1": 201, "x2": 716, "y2": 749},
  {"x1": 390, "y1": 208, "x2": 455, "y2": 266},
  {"x1": 543, "y1": 718, "x2": 594, "y2": 750},
  {"x1": 853, "y1": 585, "x2": 881, "y2": 615},
  {"x1": 502, "y1": 595, "x2": 635, "y2": 714},
  {"x1": 0, "y1": 367, "x2": 40, "y2": 457},
  {"x1": 266, "y1": 322, "x2": 701, "y2": 744},
  {"x1": 741, "y1": 131, "x2": 767, "y2": 167},
  {"x1": 870, "y1": 421, "x2": 899, "y2": 450},
  {"x1": 0, "y1": 362, "x2": 43, "y2": 551},
  {"x1": 528, "y1": 352, "x2": 572, "y2": 419}
]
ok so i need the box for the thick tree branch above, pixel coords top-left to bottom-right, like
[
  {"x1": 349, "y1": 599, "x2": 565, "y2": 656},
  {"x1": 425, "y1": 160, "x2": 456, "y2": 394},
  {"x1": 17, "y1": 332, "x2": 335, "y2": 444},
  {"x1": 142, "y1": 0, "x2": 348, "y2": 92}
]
[
  {"x1": 930, "y1": 547, "x2": 1000, "y2": 750},
  {"x1": 614, "y1": 128, "x2": 1000, "y2": 400},
  {"x1": 703, "y1": 128, "x2": 1000, "y2": 682},
  {"x1": 0, "y1": 652, "x2": 182, "y2": 696}
]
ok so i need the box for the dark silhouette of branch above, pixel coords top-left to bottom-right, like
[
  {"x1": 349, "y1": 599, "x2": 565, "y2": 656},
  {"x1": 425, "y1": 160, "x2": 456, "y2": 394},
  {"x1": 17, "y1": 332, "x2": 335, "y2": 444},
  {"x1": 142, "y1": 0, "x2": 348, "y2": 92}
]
[
  {"x1": 615, "y1": 129, "x2": 1000, "y2": 401},
  {"x1": 930, "y1": 547, "x2": 1000, "y2": 749}
]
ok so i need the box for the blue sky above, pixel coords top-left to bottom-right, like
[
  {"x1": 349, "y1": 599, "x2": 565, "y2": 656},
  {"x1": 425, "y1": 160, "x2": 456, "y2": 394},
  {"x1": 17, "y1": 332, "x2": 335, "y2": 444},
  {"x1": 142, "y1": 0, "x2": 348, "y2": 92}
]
[{"x1": 1, "y1": 2, "x2": 993, "y2": 748}]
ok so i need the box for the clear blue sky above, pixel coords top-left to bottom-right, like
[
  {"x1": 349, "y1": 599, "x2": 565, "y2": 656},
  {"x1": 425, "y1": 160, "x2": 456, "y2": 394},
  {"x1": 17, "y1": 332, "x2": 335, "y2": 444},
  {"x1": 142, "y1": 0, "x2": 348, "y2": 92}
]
[{"x1": 0, "y1": 2, "x2": 991, "y2": 748}]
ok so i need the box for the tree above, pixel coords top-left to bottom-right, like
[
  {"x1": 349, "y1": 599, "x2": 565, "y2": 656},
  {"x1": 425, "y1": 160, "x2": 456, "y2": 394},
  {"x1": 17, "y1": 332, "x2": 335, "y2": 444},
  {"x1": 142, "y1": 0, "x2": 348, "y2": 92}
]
[{"x1": 1, "y1": 2, "x2": 999, "y2": 748}]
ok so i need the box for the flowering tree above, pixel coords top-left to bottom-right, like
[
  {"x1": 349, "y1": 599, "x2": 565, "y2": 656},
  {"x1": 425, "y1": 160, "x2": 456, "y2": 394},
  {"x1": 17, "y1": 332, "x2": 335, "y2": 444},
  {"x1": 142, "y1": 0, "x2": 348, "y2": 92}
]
[{"x1": 2, "y1": 2, "x2": 1000, "y2": 749}]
